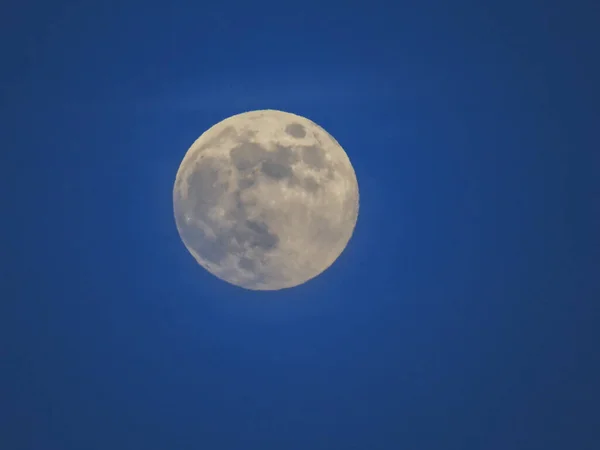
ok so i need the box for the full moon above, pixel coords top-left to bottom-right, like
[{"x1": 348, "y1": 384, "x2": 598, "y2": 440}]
[{"x1": 173, "y1": 109, "x2": 359, "y2": 290}]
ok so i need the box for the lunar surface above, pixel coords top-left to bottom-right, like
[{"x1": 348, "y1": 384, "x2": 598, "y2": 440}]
[{"x1": 173, "y1": 109, "x2": 359, "y2": 290}]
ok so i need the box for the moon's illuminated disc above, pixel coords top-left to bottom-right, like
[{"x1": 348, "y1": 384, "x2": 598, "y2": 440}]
[{"x1": 173, "y1": 109, "x2": 359, "y2": 290}]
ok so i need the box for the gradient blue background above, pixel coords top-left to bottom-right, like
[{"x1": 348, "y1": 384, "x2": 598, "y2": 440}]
[{"x1": 2, "y1": 0, "x2": 599, "y2": 448}]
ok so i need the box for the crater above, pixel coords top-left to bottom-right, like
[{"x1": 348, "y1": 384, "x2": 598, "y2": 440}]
[{"x1": 285, "y1": 123, "x2": 306, "y2": 138}]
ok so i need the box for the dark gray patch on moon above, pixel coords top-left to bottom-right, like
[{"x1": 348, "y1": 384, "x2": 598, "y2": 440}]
[
  {"x1": 226, "y1": 188, "x2": 255, "y2": 225},
  {"x1": 285, "y1": 123, "x2": 306, "y2": 138},
  {"x1": 239, "y1": 257, "x2": 256, "y2": 271},
  {"x1": 230, "y1": 142, "x2": 267, "y2": 171},
  {"x1": 272, "y1": 144, "x2": 300, "y2": 165},
  {"x1": 238, "y1": 176, "x2": 256, "y2": 190},
  {"x1": 288, "y1": 174, "x2": 321, "y2": 193},
  {"x1": 303, "y1": 176, "x2": 319, "y2": 193},
  {"x1": 242, "y1": 219, "x2": 279, "y2": 250},
  {"x1": 186, "y1": 158, "x2": 229, "y2": 218},
  {"x1": 254, "y1": 144, "x2": 300, "y2": 180},
  {"x1": 261, "y1": 161, "x2": 293, "y2": 179},
  {"x1": 301, "y1": 145, "x2": 326, "y2": 169}
]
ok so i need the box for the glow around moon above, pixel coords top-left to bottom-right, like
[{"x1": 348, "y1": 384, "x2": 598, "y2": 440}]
[{"x1": 173, "y1": 109, "x2": 359, "y2": 290}]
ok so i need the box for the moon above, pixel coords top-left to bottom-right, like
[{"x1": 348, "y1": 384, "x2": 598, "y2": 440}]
[{"x1": 173, "y1": 109, "x2": 359, "y2": 290}]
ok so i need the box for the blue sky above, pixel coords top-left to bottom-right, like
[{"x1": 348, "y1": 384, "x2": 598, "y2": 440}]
[{"x1": 2, "y1": 0, "x2": 599, "y2": 449}]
